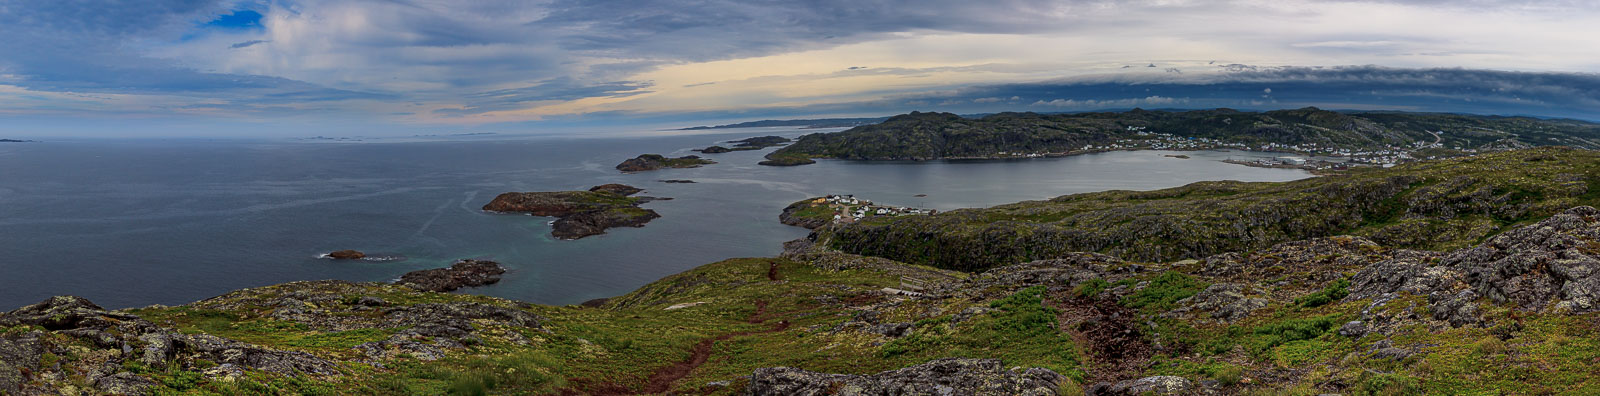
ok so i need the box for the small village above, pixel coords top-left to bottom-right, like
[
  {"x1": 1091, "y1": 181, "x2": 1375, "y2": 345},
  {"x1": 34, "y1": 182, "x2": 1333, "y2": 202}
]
[{"x1": 816, "y1": 194, "x2": 936, "y2": 223}]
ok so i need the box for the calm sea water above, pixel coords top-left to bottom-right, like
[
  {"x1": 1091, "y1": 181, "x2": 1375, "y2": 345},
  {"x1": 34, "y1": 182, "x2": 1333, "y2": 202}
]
[{"x1": 0, "y1": 129, "x2": 1311, "y2": 309}]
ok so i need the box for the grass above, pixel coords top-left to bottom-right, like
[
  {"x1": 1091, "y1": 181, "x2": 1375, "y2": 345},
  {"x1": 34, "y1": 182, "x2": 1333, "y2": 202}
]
[{"x1": 1121, "y1": 272, "x2": 1208, "y2": 312}]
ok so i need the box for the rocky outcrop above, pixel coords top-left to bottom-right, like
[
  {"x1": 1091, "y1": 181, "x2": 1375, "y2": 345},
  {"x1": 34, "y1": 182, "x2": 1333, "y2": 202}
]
[
  {"x1": 1088, "y1": 376, "x2": 1193, "y2": 395},
  {"x1": 616, "y1": 154, "x2": 714, "y2": 172},
  {"x1": 659, "y1": 179, "x2": 696, "y2": 183},
  {"x1": 1164, "y1": 283, "x2": 1267, "y2": 323},
  {"x1": 778, "y1": 200, "x2": 833, "y2": 229},
  {"x1": 746, "y1": 358, "x2": 1069, "y2": 396},
  {"x1": 1346, "y1": 206, "x2": 1600, "y2": 315},
  {"x1": 1453, "y1": 206, "x2": 1600, "y2": 312},
  {"x1": 326, "y1": 249, "x2": 366, "y2": 260},
  {"x1": 483, "y1": 184, "x2": 664, "y2": 239},
  {"x1": 0, "y1": 296, "x2": 338, "y2": 395},
  {"x1": 956, "y1": 253, "x2": 1124, "y2": 298},
  {"x1": 697, "y1": 146, "x2": 733, "y2": 153},
  {"x1": 397, "y1": 259, "x2": 506, "y2": 292}
]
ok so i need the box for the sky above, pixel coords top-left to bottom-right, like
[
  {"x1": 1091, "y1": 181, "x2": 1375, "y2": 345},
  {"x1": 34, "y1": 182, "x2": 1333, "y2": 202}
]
[{"x1": 0, "y1": 0, "x2": 1598, "y2": 137}]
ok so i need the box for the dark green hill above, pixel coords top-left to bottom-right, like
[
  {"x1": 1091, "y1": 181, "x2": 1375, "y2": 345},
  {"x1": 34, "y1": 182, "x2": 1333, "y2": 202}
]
[{"x1": 767, "y1": 108, "x2": 1600, "y2": 164}]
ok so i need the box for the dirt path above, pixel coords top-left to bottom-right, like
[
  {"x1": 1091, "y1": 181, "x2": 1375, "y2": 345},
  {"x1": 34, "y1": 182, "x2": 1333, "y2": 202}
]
[
  {"x1": 576, "y1": 263, "x2": 790, "y2": 395},
  {"x1": 1052, "y1": 294, "x2": 1153, "y2": 383}
]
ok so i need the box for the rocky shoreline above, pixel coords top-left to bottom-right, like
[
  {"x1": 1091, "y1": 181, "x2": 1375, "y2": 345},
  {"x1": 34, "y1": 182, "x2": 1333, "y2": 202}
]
[{"x1": 481, "y1": 184, "x2": 663, "y2": 239}]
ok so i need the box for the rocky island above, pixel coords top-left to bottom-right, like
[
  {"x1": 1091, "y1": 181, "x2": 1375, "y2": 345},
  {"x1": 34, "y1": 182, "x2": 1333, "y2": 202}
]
[
  {"x1": 6, "y1": 147, "x2": 1600, "y2": 395},
  {"x1": 395, "y1": 259, "x2": 506, "y2": 292},
  {"x1": 0, "y1": 139, "x2": 32, "y2": 143},
  {"x1": 614, "y1": 154, "x2": 715, "y2": 172},
  {"x1": 694, "y1": 135, "x2": 792, "y2": 153},
  {"x1": 482, "y1": 184, "x2": 662, "y2": 239},
  {"x1": 764, "y1": 108, "x2": 1600, "y2": 167}
]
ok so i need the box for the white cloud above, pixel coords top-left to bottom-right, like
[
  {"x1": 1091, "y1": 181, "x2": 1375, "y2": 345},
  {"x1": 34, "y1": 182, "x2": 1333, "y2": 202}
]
[{"x1": 1031, "y1": 96, "x2": 1187, "y2": 108}]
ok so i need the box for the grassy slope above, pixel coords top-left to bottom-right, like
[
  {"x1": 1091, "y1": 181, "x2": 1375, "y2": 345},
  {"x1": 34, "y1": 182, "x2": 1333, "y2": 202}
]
[
  {"x1": 13, "y1": 148, "x2": 1600, "y2": 395},
  {"x1": 818, "y1": 147, "x2": 1600, "y2": 271},
  {"x1": 82, "y1": 258, "x2": 1085, "y2": 395}
]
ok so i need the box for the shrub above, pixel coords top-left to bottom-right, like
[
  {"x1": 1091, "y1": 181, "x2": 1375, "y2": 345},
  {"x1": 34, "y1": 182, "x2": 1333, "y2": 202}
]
[
  {"x1": 1295, "y1": 278, "x2": 1350, "y2": 308},
  {"x1": 1073, "y1": 279, "x2": 1110, "y2": 299}
]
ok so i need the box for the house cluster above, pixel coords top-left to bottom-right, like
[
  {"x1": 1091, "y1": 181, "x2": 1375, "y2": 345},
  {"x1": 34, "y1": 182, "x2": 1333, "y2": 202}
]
[{"x1": 821, "y1": 195, "x2": 935, "y2": 222}]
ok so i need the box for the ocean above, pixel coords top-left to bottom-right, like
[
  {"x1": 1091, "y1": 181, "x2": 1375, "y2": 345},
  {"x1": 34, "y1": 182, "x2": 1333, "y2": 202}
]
[{"x1": 0, "y1": 128, "x2": 1312, "y2": 309}]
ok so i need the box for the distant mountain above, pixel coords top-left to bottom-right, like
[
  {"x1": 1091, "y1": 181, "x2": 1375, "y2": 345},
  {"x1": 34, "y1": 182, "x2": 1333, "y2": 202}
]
[
  {"x1": 0, "y1": 139, "x2": 34, "y2": 143},
  {"x1": 677, "y1": 117, "x2": 889, "y2": 130},
  {"x1": 763, "y1": 108, "x2": 1600, "y2": 164}
]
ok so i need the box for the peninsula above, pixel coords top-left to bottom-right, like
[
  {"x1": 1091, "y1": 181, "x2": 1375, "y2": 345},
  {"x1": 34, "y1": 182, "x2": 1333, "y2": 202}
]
[{"x1": 765, "y1": 108, "x2": 1600, "y2": 168}]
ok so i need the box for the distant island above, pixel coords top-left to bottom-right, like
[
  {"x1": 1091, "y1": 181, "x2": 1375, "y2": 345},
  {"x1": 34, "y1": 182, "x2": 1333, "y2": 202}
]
[
  {"x1": 694, "y1": 135, "x2": 791, "y2": 153},
  {"x1": 764, "y1": 108, "x2": 1600, "y2": 168},
  {"x1": 0, "y1": 139, "x2": 34, "y2": 143},
  {"x1": 615, "y1": 154, "x2": 715, "y2": 172},
  {"x1": 678, "y1": 117, "x2": 888, "y2": 130}
]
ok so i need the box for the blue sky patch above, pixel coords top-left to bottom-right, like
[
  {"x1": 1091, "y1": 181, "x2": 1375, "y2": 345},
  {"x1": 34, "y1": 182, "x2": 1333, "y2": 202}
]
[{"x1": 205, "y1": 10, "x2": 263, "y2": 29}]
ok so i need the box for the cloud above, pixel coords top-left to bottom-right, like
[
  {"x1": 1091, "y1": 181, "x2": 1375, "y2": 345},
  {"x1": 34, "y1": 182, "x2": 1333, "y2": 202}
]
[
  {"x1": 2, "y1": 0, "x2": 1599, "y2": 136},
  {"x1": 1031, "y1": 96, "x2": 1187, "y2": 108},
  {"x1": 229, "y1": 40, "x2": 269, "y2": 49}
]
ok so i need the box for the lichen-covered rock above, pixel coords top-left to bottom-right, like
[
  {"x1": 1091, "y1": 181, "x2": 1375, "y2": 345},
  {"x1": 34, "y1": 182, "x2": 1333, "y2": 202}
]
[
  {"x1": 746, "y1": 358, "x2": 1068, "y2": 396},
  {"x1": 1164, "y1": 283, "x2": 1267, "y2": 323},
  {"x1": 0, "y1": 295, "x2": 342, "y2": 395},
  {"x1": 1088, "y1": 375, "x2": 1193, "y2": 395},
  {"x1": 1453, "y1": 206, "x2": 1600, "y2": 312},
  {"x1": 958, "y1": 253, "x2": 1122, "y2": 298},
  {"x1": 1339, "y1": 321, "x2": 1368, "y2": 338},
  {"x1": 397, "y1": 259, "x2": 507, "y2": 292},
  {"x1": 1200, "y1": 236, "x2": 1385, "y2": 281},
  {"x1": 1428, "y1": 290, "x2": 1482, "y2": 327},
  {"x1": 1345, "y1": 250, "x2": 1454, "y2": 301}
]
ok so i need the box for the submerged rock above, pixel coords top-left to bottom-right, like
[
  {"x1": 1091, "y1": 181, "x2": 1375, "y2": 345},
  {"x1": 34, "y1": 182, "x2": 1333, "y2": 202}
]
[
  {"x1": 746, "y1": 358, "x2": 1068, "y2": 395},
  {"x1": 397, "y1": 259, "x2": 507, "y2": 292}
]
